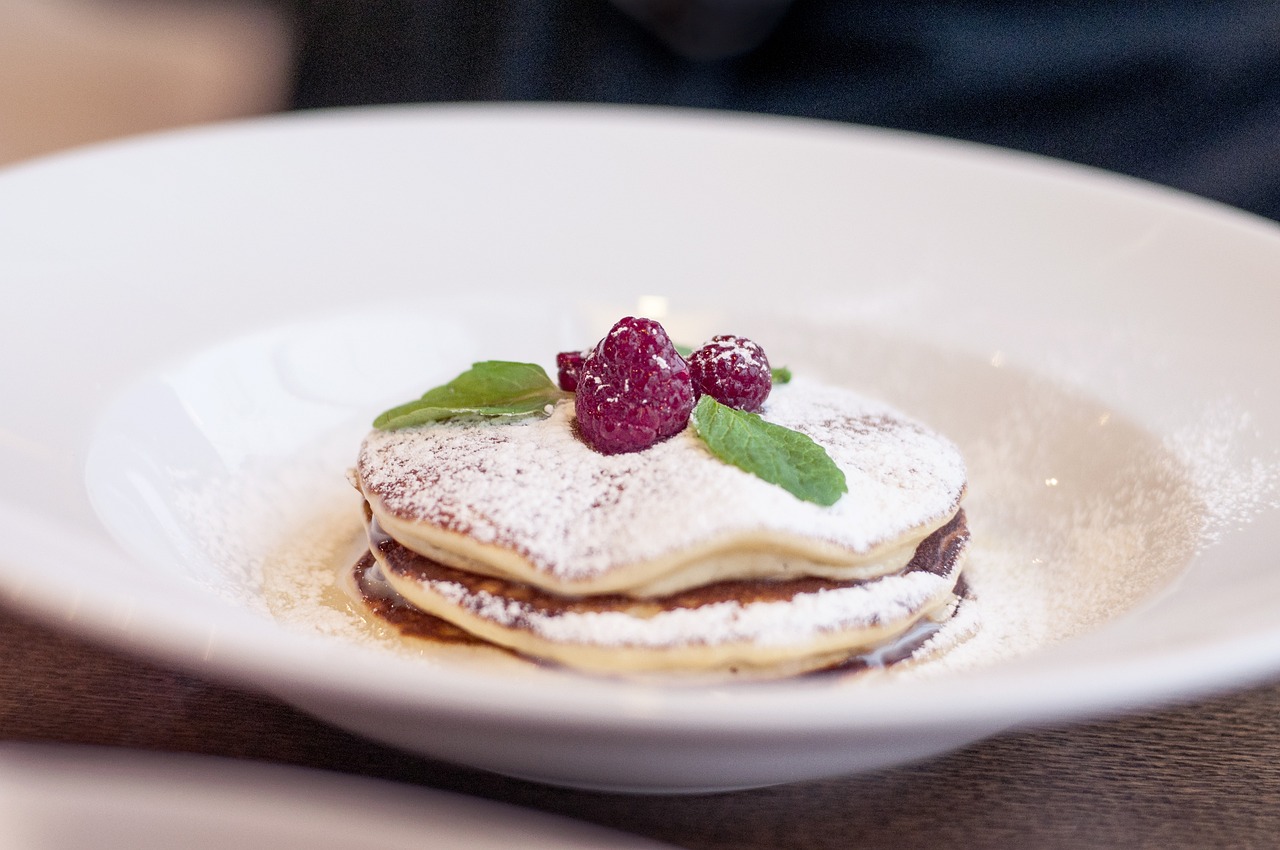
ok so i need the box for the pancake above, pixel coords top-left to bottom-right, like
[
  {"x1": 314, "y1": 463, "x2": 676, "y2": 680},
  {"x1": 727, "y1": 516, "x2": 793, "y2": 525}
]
[
  {"x1": 356, "y1": 380, "x2": 967, "y2": 598},
  {"x1": 361, "y1": 509, "x2": 970, "y2": 675},
  {"x1": 347, "y1": 379, "x2": 973, "y2": 677}
]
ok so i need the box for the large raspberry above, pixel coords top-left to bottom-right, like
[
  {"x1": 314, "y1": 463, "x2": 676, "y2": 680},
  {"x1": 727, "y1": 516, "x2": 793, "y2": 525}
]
[
  {"x1": 575, "y1": 317, "x2": 695, "y2": 454},
  {"x1": 688, "y1": 334, "x2": 771, "y2": 412}
]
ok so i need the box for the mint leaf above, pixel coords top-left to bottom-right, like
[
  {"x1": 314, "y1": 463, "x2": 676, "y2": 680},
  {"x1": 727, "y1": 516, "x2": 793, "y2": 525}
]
[
  {"x1": 771, "y1": 366, "x2": 792, "y2": 384},
  {"x1": 374, "y1": 361, "x2": 568, "y2": 430},
  {"x1": 675, "y1": 343, "x2": 695, "y2": 358},
  {"x1": 690, "y1": 395, "x2": 847, "y2": 506}
]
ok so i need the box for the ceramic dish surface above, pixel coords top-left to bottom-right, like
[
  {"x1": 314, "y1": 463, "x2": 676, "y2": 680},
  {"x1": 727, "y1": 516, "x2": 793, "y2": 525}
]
[
  {"x1": 0, "y1": 744, "x2": 673, "y2": 848},
  {"x1": 1, "y1": 105, "x2": 1278, "y2": 792}
]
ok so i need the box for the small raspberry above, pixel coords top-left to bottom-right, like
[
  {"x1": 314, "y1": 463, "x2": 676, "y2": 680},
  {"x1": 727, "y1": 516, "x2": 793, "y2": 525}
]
[
  {"x1": 575, "y1": 317, "x2": 695, "y2": 454},
  {"x1": 556, "y1": 349, "x2": 586, "y2": 392},
  {"x1": 688, "y1": 334, "x2": 772, "y2": 412}
]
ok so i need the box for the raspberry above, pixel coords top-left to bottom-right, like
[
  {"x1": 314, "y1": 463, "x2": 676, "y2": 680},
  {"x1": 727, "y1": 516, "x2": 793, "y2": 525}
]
[
  {"x1": 574, "y1": 317, "x2": 695, "y2": 454},
  {"x1": 556, "y1": 349, "x2": 586, "y2": 392},
  {"x1": 688, "y1": 335, "x2": 772, "y2": 412}
]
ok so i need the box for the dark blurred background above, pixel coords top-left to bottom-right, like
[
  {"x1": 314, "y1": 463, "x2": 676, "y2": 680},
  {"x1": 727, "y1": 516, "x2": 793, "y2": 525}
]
[{"x1": 7, "y1": 0, "x2": 1280, "y2": 221}]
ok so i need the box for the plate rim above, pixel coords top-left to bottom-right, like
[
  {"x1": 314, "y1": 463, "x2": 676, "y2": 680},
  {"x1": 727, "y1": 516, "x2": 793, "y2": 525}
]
[{"x1": 2, "y1": 102, "x2": 1279, "y2": 772}]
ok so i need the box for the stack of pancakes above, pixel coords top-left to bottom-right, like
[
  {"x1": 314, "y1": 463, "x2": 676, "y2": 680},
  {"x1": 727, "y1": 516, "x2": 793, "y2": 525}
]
[{"x1": 351, "y1": 380, "x2": 971, "y2": 678}]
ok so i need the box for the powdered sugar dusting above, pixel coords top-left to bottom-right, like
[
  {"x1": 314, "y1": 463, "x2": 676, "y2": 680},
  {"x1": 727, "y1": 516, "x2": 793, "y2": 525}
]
[
  {"x1": 358, "y1": 380, "x2": 966, "y2": 581},
  {"x1": 1164, "y1": 399, "x2": 1280, "y2": 546},
  {"x1": 200, "y1": 329, "x2": 1246, "y2": 682},
  {"x1": 89, "y1": 308, "x2": 1280, "y2": 686},
  {"x1": 426, "y1": 568, "x2": 953, "y2": 649},
  {"x1": 703, "y1": 337, "x2": 754, "y2": 364},
  {"x1": 755, "y1": 322, "x2": 1229, "y2": 682}
]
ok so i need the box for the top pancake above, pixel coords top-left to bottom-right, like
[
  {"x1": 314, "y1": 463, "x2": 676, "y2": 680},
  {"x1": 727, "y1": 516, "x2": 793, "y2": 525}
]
[{"x1": 357, "y1": 380, "x2": 966, "y2": 597}]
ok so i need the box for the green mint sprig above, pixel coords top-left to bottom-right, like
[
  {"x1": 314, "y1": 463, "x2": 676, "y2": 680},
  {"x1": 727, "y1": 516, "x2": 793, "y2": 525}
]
[
  {"x1": 373, "y1": 361, "x2": 568, "y2": 430},
  {"x1": 689, "y1": 395, "x2": 847, "y2": 506}
]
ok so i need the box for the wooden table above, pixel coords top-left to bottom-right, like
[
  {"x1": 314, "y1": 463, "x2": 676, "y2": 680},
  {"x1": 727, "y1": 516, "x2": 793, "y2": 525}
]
[{"x1": 5, "y1": 602, "x2": 1278, "y2": 849}]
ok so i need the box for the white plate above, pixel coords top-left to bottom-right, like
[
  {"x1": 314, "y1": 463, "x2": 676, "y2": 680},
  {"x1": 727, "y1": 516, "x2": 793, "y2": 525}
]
[
  {"x1": 1, "y1": 105, "x2": 1279, "y2": 792},
  {"x1": 0, "y1": 744, "x2": 671, "y2": 848}
]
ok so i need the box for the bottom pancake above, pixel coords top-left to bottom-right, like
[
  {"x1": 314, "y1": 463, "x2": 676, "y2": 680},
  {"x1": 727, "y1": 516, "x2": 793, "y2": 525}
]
[{"x1": 349, "y1": 510, "x2": 971, "y2": 677}]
